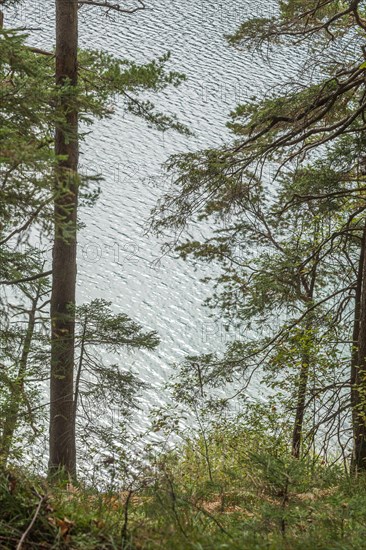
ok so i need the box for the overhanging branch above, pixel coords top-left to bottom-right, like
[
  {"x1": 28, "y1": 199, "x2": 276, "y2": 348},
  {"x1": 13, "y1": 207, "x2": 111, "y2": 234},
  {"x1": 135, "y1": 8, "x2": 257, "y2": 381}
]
[
  {"x1": 78, "y1": 0, "x2": 145, "y2": 14},
  {"x1": 0, "y1": 270, "x2": 52, "y2": 286}
]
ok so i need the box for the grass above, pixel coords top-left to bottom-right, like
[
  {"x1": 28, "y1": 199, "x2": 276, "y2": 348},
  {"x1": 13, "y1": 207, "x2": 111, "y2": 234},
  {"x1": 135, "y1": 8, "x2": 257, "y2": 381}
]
[{"x1": 1, "y1": 426, "x2": 366, "y2": 549}]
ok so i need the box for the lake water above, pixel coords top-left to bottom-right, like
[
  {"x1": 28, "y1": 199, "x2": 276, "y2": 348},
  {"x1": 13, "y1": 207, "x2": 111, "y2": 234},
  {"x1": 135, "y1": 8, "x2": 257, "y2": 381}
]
[{"x1": 6, "y1": 0, "x2": 299, "y2": 432}]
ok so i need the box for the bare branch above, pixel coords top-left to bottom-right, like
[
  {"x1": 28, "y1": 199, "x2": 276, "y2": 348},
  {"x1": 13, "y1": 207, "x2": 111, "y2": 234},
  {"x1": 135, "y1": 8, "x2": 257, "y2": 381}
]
[
  {"x1": 27, "y1": 47, "x2": 53, "y2": 56},
  {"x1": 0, "y1": 199, "x2": 51, "y2": 246},
  {"x1": 16, "y1": 492, "x2": 46, "y2": 550},
  {"x1": 78, "y1": 0, "x2": 145, "y2": 14}
]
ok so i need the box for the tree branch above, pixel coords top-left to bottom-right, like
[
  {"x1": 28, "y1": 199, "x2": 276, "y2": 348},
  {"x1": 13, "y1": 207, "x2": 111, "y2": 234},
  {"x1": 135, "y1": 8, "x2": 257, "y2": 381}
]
[
  {"x1": 27, "y1": 47, "x2": 53, "y2": 56},
  {"x1": 16, "y1": 491, "x2": 45, "y2": 550},
  {"x1": 0, "y1": 200, "x2": 51, "y2": 246},
  {"x1": 0, "y1": 270, "x2": 52, "y2": 286},
  {"x1": 78, "y1": 0, "x2": 145, "y2": 14}
]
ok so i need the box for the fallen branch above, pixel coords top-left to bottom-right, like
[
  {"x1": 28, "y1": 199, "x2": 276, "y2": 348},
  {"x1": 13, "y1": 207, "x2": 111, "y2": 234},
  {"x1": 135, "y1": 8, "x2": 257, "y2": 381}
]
[{"x1": 16, "y1": 492, "x2": 45, "y2": 550}]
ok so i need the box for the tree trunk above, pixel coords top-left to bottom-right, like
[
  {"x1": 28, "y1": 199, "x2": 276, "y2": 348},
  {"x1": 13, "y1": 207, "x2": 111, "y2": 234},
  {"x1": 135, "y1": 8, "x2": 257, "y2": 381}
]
[
  {"x1": 291, "y1": 349, "x2": 310, "y2": 459},
  {"x1": 352, "y1": 220, "x2": 366, "y2": 472},
  {"x1": 0, "y1": 293, "x2": 39, "y2": 465},
  {"x1": 291, "y1": 280, "x2": 314, "y2": 459},
  {"x1": 49, "y1": 0, "x2": 78, "y2": 477}
]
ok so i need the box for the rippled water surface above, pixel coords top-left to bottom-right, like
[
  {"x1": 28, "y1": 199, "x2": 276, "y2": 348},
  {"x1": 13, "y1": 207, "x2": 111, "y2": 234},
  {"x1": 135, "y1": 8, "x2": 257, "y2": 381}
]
[{"x1": 7, "y1": 0, "x2": 300, "y2": 413}]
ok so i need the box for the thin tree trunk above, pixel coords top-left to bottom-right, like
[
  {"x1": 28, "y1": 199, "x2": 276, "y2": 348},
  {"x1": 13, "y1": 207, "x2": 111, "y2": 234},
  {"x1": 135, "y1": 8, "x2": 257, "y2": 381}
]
[
  {"x1": 49, "y1": 0, "x2": 78, "y2": 477},
  {"x1": 291, "y1": 279, "x2": 314, "y2": 459},
  {"x1": 73, "y1": 315, "x2": 87, "y2": 422},
  {"x1": 291, "y1": 311, "x2": 312, "y2": 459},
  {"x1": 291, "y1": 349, "x2": 310, "y2": 459},
  {"x1": 0, "y1": 293, "x2": 39, "y2": 464},
  {"x1": 352, "y1": 220, "x2": 366, "y2": 471}
]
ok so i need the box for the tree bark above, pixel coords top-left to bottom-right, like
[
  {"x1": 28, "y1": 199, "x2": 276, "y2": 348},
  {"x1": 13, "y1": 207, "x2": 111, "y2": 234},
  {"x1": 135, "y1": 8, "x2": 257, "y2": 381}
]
[
  {"x1": 352, "y1": 220, "x2": 366, "y2": 472},
  {"x1": 49, "y1": 0, "x2": 78, "y2": 477},
  {"x1": 291, "y1": 274, "x2": 315, "y2": 459},
  {"x1": 291, "y1": 349, "x2": 310, "y2": 459},
  {"x1": 291, "y1": 308, "x2": 313, "y2": 459}
]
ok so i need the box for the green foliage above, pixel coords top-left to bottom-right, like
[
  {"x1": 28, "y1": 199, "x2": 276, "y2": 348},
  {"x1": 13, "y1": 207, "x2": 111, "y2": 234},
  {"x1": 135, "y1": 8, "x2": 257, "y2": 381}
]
[
  {"x1": 75, "y1": 299, "x2": 159, "y2": 352},
  {"x1": 2, "y1": 423, "x2": 363, "y2": 549},
  {"x1": 150, "y1": 0, "x2": 366, "y2": 463},
  {"x1": 0, "y1": 30, "x2": 55, "y2": 248},
  {"x1": 0, "y1": 25, "x2": 188, "y2": 283},
  {"x1": 227, "y1": 0, "x2": 355, "y2": 48},
  {"x1": 73, "y1": 299, "x2": 160, "y2": 469},
  {"x1": 153, "y1": 133, "x2": 362, "y2": 458},
  {"x1": 77, "y1": 50, "x2": 190, "y2": 133},
  {"x1": 0, "y1": 12, "x2": 185, "y2": 470}
]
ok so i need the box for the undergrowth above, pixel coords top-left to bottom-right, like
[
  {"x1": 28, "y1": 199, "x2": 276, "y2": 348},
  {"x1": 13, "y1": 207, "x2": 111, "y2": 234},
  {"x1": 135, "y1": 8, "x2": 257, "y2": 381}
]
[{"x1": 1, "y1": 425, "x2": 365, "y2": 549}]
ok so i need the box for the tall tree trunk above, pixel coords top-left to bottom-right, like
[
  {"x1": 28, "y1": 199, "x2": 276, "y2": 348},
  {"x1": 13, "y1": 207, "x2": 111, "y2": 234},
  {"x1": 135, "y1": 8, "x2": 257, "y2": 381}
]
[
  {"x1": 49, "y1": 0, "x2": 78, "y2": 477},
  {"x1": 352, "y1": 220, "x2": 366, "y2": 472}
]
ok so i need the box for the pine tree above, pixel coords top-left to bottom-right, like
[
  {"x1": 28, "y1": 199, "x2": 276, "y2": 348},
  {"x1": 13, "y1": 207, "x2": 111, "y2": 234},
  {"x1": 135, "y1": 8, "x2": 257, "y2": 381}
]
[
  {"x1": 152, "y1": 1, "x2": 366, "y2": 469},
  {"x1": 1, "y1": 2, "x2": 187, "y2": 475}
]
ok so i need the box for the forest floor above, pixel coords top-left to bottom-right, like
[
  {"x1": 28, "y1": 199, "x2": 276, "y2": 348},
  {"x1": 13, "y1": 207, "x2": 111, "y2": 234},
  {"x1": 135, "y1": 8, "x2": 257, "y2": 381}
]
[{"x1": 1, "y1": 429, "x2": 365, "y2": 549}]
